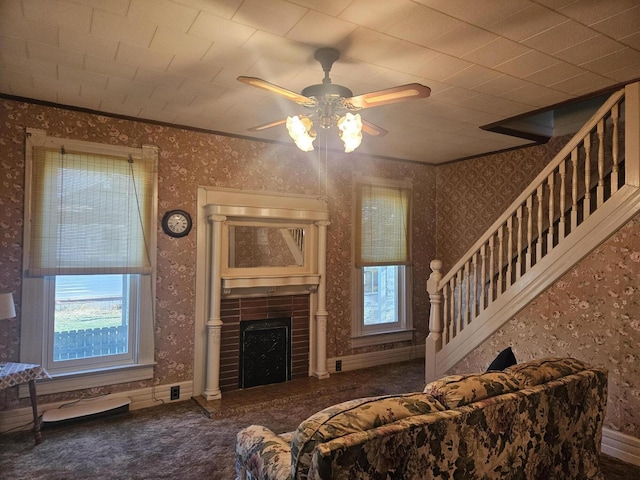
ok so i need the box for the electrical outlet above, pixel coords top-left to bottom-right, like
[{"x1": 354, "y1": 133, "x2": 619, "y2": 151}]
[
  {"x1": 335, "y1": 360, "x2": 342, "y2": 372},
  {"x1": 170, "y1": 385, "x2": 180, "y2": 400}
]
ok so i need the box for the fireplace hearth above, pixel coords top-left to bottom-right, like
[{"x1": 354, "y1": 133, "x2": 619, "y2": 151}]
[{"x1": 240, "y1": 317, "x2": 291, "y2": 388}]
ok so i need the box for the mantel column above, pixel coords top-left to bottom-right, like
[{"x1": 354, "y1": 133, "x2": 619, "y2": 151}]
[
  {"x1": 204, "y1": 214, "x2": 226, "y2": 400},
  {"x1": 314, "y1": 220, "x2": 330, "y2": 379}
]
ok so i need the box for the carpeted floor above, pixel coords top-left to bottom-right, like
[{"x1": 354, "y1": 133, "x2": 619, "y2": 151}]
[{"x1": 1, "y1": 359, "x2": 639, "y2": 479}]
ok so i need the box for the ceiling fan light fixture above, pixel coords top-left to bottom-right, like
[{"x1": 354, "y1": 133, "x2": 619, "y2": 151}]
[
  {"x1": 338, "y1": 113, "x2": 363, "y2": 153},
  {"x1": 286, "y1": 115, "x2": 316, "y2": 152}
]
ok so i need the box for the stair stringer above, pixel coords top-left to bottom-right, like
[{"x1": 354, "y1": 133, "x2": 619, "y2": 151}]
[{"x1": 433, "y1": 183, "x2": 640, "y2": 378}]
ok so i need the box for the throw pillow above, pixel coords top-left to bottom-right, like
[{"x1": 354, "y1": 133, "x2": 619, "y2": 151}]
[
  {"x1": 424, "y1": 371, "x2": 521, "y2": 409},
  {"x1": 290, "y1": 392, "x2": 445, "y2": 479},
  {"x1": 486, "y1": 346, "x2": 517, "y2": 371}
]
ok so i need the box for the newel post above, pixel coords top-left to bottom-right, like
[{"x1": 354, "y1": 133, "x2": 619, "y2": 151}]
[{"x1": 426, "y1": 259, "x2": 443, "y2": 383}]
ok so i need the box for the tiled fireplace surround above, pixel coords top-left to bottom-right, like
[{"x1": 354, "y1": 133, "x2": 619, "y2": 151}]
[{"x1": 219, "y1": 295, "x2": 310, "y2": 392}]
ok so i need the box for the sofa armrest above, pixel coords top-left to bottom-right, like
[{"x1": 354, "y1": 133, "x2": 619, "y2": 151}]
[{"x1": 235, "y1": 425, "x2": 292, "y2": 480}]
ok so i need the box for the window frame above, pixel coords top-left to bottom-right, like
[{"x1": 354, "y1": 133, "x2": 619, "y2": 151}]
[
  {"x1": 19, "y1": 129, "x2": 158, "y2": 397},
  {"x1": 351, "y1": 175, "x2": 414, "y2": 348}
]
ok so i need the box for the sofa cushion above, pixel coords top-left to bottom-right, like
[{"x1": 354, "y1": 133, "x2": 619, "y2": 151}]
[
  {"x1": 424, "y1": 371, "x2": 521, "y2": 409},
  {"x1": 290, "y1": 392, "x2": 445, "y2": 479},
  {"x1": 504, "y1": 356, "x2": 589, "y2": 387},
  {"x1": 486, "y1": 346, "x2": 517, "y2": 371}
]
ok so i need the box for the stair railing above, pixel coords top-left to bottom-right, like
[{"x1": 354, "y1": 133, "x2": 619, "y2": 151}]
[{"x1": 426, "y1": 81, "x2": 640, "y2": 381}]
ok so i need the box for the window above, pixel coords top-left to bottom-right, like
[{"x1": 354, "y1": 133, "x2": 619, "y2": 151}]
[
  {"x1": 351, "y1": 176, "x2": 413, "y2": 347},
  {"x1": 20, "y1": 129, "x2": 157, "y2": 395}
]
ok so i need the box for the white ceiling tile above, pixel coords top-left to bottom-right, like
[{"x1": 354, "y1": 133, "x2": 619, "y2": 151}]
[
  {"x1": 116, "y1": 43, "x2": 174, "y2": 71},
  {"x1": 0, "y1": 3, "x2": 59, "y2": 47},
  {"x1": 107, "y1": 77, "x2": 155, "y2": 98},
  {"x1": 500, "y1": 83, "x2": 571, "y2": 107},
  {"x1": 607, "y1": 63, "x2": 640, "y2": 82},
  {"x1": 287, "y1": 10, "x2": 357, "y2": 46},
  {"x1": 412, "y1": 53, "x2": 474, "y2": 83},
  {"x1": 494, "y1": 50, "x2": 558, "y2": 77},
  {"x1": 128, "y1": 0, "x2": 200, "y2": 32},
  {"x1": 99, "y1": 99, "x2": 142, "y2": 118},
  {"x1": 57, "y1": 92, "x2": 102, "y2": 110},
  {"x1": 81, "y1": 85, "x2": 126, "y2": 104},
  {"x1": 241, "y1": 31, "x2": 312, "y2": 65},
  {"x1": 473, "y1": 75, "x2": 531, "y2": 97},
  {"x1": 134, "y1": 68, "x2": 185, "y2": 89},
  {"x1": 180, "y1": 79, "x2": 229, "y2": 100},
  {"x1": 340, "y1": 27, "x2": 403, "y2": 64},
  {"x1": 1, "y1": 53, "x2": 58, "y2": 79},
  {"x1": 59, "y1": 29, "x2": 119, "y2": 59},
  {"x1": 445, "y1": 64, "x2": 503, "y2": 89},
  {"x1": 489, "y1": 4, "x2": 567, "y2": 42},
  {"x1": 27, "y1": 41, "x2": 85, "y2": 68},
  {"x1": 339, "y1": 0, "x2": 416, "y2": 32},
  {"x1": 589, "y1": 5, "x2": 640, "y2": 41},
  {"x1": 150, "y1": 27, "x2": 213, "y2": 59},
  {"x1": 620, "y1": 32, "x2": 640, "y2": 51},
  {"x1": 523, "y1": 20, "x2": 600, "y2": 54},
  {"x1": 137, "y1": 108, "x2": 179, "y2": 124},
  {"x1": 163, "y1": 102, "x2": 206, "y2": 117},
  {"x1": 32, "y1": 75, "x2": 81, "y2": 97},
  {"x1": 67, "y1": 0, "x2": 131, "y2": 15},
  {"x1": 385, "y1": 5, "x2": 463, "y2": 47},
  {"x1": 580, "y1": 48, "x2": 640, "y2": 76},
  {"x1": 462, "y1": 37, "x2": 531, "y2": 69},
  {"x1": 232, "y1": 0, "x2": 307, "y2": 36},
  {"x1": 288, "y1": 0, "x2": 355, "y2": 17},
  {"x1": 430, "y1": 23, "x2": 498, "y2": 58},
  {"x1": 553, "y1": 35, "x2": 626, "y2": 65},
  {"x1": 524, "y1": 61, "x2": 585, "y2": 86},
  {"x1": 58, "y1": 65, "x2": 109, "y2": 88},
  {"x1": 558, "y1": 0, "x2": 640, "y2": 26},
  {"x1": 415, "y1": 0, "x2": 531, "y2": 29},
  {"x1": 0, "y1": 70, "x2": 35, "y2": 93},
  {"x1": 168, "y1": 57, "x2": 222, "y2": 83},
  {"x1": 201, "y1": 44, "x2": 258, "y2": 73},
  {"x1": 549, "y1": 71, "x2": 616, "y2": 95},
  {"x1": 86, "y1": 55, "x2": 138, "y2": 80},
  {"x1": 170, "y1": 0, "x2": 244, "y2": 20},
  {"x1": 23, "y1": 0, "x2": 92, "y2": 32},
  {"x1": 92, "y1": 10, "x2": 157, "y2": 49},
  {"x1": 457, "y1": 92, "x2": 532, "y2": 118},
  {"x1": 0, "y1": 35, "x2": 27, "y2": 58},
  {"x1": 188, "y1": 11, "x2": 256, "y2": 47},
  {"x1": 377, "y1": 43, "x2": 439, "y2": 75}
]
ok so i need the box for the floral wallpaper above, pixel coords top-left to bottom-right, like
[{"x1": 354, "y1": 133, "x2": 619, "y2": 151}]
[
  {"x1": 0, "y1": 98, "x2": 435, "y2": 409},
  {"x1": 435, "y1": 137, "x2": 567, "y2": 272}
]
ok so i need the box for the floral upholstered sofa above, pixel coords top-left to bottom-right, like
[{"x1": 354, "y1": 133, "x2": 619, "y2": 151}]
[{"x1": 235, "y1": 357, "x2": 607, "y2": 480}]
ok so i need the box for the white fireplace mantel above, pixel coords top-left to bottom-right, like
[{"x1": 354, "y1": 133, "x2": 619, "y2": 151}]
[{"x1": 194, "y1": 187, "x2": 330, "y2": 400}]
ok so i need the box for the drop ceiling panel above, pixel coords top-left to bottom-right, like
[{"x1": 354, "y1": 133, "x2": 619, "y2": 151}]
[{"x1": 1, "y1": 0, "x2": 638, "y2": 164}]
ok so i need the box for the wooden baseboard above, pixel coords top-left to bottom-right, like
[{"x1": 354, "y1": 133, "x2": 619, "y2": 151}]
[
  {"x1": 0, "y1": 380, "x2": 193, "y2": 434},
  {"x1": 602, "y1": 427, "x2": 640, "y2": 466},
  {"x1": 326, "y1": 343, "x2": 425, "y2": 373}
]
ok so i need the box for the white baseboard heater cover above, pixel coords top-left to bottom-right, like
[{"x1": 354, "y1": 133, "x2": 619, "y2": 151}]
[{"x1": 42, "y1": 397, "x2": 131, "y2": 424}]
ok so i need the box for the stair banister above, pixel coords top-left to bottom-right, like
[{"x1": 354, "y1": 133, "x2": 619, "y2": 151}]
[{"x1": 426, "y1": 81, "x2": 640, "y2": 382}]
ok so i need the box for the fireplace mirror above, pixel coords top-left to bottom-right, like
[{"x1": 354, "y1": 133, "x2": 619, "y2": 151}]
[{"x1": 227, "y1": 223, "x2": 307, "y2": 269}]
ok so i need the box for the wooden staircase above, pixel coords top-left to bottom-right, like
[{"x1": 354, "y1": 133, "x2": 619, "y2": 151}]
[{"x1": 425, "y1": 82, "x2": 640, "y2": 382}]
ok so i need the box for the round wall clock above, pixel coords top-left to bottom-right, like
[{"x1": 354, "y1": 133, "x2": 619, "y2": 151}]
[{"x1": 162, "y1": 210, "x2": 192, "y2": 238}]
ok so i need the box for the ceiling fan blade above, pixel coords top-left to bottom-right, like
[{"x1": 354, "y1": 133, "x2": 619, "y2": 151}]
[
  {"x1": 345, "y1": 83, "x2": 431, "y2": 110},
  {"x1": 237, "y1": 76, "x2": 317, "y2": 107},
  {"x1": 361, "y1": 119, "x2": 388, "y2": 137},
  {"x1": 247, "y1": 118, "x2": 288, "y2": 132}
]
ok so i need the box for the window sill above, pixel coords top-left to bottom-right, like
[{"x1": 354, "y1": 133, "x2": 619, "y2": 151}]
[
  {"x1": 351, "y1": 329, "x2": 414, "y2": 348},
  {"x1": 18, "y1": 362, "x2": 155, "y2": 399}
]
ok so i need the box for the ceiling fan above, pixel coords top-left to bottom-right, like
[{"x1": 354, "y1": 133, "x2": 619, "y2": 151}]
[{"x1": 237, "y1": 47, "x2": 431, "y2": 153}]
